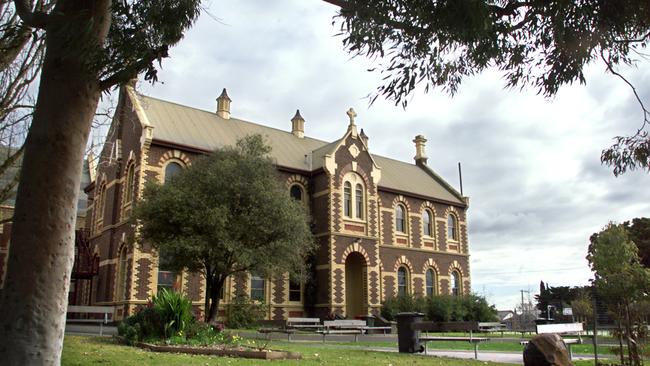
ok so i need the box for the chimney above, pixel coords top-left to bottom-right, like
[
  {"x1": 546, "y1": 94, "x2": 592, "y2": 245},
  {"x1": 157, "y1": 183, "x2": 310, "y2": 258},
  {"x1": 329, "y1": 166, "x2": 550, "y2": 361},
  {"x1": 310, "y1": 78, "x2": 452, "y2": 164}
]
[
  {"x1": 291, "y1": 109, "x2": 305, "y2": 138},
  {"x1": 413, "y1": 135, "x2": 428, "y2": 165},
  {"x1": 216, "y1": 88, "x2": 231, "y2": 119},
  {"x1": 360, "y1": 128, "x2": 368, "y2": 146}
]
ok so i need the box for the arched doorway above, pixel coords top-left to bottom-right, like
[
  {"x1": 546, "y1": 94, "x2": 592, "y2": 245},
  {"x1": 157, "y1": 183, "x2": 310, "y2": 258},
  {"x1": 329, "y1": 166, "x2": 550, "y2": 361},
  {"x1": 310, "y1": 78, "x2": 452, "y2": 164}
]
[{"x1": 345, "y1": 252, "x2": 367, "y2": 318}]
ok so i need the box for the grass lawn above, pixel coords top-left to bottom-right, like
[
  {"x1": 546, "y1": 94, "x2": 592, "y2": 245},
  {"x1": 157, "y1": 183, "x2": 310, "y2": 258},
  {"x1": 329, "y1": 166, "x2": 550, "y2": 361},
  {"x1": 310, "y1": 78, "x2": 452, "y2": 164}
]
[{"x1": 62, "y1": 335, "x2": 516, "y2": 366}]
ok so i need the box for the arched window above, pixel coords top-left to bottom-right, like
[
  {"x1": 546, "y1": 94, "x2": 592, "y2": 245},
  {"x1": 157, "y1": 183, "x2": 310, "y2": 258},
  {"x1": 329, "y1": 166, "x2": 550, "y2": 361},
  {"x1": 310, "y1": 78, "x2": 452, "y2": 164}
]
[
  {"x1": 355, "y1": 184, "x2": 364, "y2": 219},
  {"x1": 125, "y1": 163, "x2": 135, "y2": 204},
  {"x1": 94, "y1": 182, "x2": 107, "y2": 232},
  {"x1": 395, "y1": 204, "x2": 406, "y2": 233},
  {"x1": 451, "y1": 270, "x2": 462, "y2": 296},
  {"x1": 290, "y1": 184, "x2": 303, "y2": 201},
  {"x1": 116, "y1": 246, "x2": 128, "y2": 300},
  {"x1": 164, "y1": 162, "x2": 183, "y2": 184},
  {"x1": 426, "y1": 269, "x2": 436, "y2": 297},
  {"x1": 397, "y1": 266, "x2": 409, "y2": 296},
  {"x1": 447, "y1": 214, "x2": 458, "y2": 240},
  {"x1": 423, "y1": 210, "x2": 433, "y2": 237},
  {"x1": 344, "y1": 181, "x2": 352, "y2": 217},
  {"x1": 250, "y1": 274, "x2": 265, "y2": 301}
]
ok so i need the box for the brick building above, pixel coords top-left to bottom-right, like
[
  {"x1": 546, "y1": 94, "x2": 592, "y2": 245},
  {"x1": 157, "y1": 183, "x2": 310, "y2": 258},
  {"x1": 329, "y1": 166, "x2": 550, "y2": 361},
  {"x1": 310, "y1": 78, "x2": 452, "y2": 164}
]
[{"x1": 87, "y1": 84, "x2": 472, "y2": 321}]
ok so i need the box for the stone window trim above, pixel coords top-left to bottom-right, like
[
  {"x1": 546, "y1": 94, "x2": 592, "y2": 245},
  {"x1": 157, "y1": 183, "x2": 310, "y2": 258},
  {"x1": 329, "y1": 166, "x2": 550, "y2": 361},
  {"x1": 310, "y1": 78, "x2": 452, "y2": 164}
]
[
  {"x1": 341, "y1": 172, "x2": 367, "y2": 224},
  {"x1": 289, "y1": 183, "x2": 305, "y2": 203}
]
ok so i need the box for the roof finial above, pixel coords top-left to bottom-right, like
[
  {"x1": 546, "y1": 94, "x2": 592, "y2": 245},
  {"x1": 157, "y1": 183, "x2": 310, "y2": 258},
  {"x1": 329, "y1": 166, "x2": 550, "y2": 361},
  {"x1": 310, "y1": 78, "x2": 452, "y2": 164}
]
[{"x1": 346, "y1": 107, "x2": 357, "y2": 126}]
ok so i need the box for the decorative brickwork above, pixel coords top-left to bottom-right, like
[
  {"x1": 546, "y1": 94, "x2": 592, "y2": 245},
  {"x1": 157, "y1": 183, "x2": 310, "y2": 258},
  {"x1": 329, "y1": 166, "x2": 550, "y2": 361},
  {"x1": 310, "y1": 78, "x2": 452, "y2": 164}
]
[{"x1": 87, "y1": 86, "x2": 471, "y2": 320}]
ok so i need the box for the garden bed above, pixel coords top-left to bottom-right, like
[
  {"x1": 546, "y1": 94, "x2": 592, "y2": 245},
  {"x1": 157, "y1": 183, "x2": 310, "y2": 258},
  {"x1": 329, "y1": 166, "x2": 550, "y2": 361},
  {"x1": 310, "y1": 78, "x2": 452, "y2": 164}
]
[{"x1": 134, "y1": 341, "x2": 302, "y2": 360}]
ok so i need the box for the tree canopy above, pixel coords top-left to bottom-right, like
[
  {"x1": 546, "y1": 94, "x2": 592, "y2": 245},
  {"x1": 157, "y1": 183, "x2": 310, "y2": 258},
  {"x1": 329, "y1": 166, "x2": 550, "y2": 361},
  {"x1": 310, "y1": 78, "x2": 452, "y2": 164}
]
[
  {"x1": 327, "y1": 0, "x2": 650, "y2": 175},
  {"x1": 587, "y1": 222, "x2": 650, "y2": 365},
  {"x1": 624, "y1": 217, "x2": 650, "y2": 267},
  {"x1": 136, "y1": 135, "x2": 315, "y2": 324}
]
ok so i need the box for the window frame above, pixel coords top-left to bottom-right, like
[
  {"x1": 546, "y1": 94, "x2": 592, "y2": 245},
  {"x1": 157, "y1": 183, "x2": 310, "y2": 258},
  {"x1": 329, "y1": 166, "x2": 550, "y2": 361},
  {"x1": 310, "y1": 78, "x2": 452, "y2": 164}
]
[
  {"x1": 163, "y1": 161, "x2": 184, "y2": 184},
  {"x1": 342, "y1": 173, "x2": 366, "y2": 222},
  {"x1": 289, "y1": 184, "x2": 304, "y2": 202},
  {"x1": 395, "y1": 204, "x2": 407, "y2": 233},
  {"x1": 425, "y1": 268, "x2": 437, "y2": 297},
  {"x1": 355, "y1": 184, "x2": 364, "y2": 219},
  {"x1": 423, "y1": 209, "x2": 433, "y2": 237},
  {"x1": 344, "y1": 181, "x2": 352, "y2": 218},
  {"x1": 116, "y1": 246, "x2": 128, "y2": 300},
  {"x1": 447, "y1": 213, "x2": 459, "y2": 241},
  {"x1": 250, "y1": 274, "x2": 266, "y2": 302},
  {"x1": 397, "y1": 266, "x2": 409, "y2": 297},
  {"x1": 288, "y1": 275, "x2": 302, "y2": 303},
  {"x1": 451, "y1": 270, "x2": 462, "y2": 296}
]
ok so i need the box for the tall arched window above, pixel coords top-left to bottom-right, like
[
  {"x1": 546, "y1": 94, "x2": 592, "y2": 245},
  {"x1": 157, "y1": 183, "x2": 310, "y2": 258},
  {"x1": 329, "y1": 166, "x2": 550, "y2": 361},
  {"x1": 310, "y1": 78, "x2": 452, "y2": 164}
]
[
  {"x1": 447, "y1": 213, "x2": 458, "y2": 240},
  {"x1": 94, "y1": 182, "x2": 107, "y2": 232},
  {"x1": 164, "y1": 162, "x2": 183, "y2": 184},
  {"x1": 397, "y1": 266, "x2": 409, "y2": 296},
  {"x1": 426, "y1": 269, "x2": 436, "y2": 297},
  {"x1": 116, "y1": 246, "x2": 128, "y2": 300},
  {"x1": 355, "y1": 184, "x2": 364, "y2": 219},
  {"x1": 395, "y1": 204, "x2": 406, "y2": 233},
  {"x1": 250, "y1": 274, "x2": 265, "y2": 301},
  {"x1": 288, "y1": 274, "x2": 301, "y2": 302},
  {"x1": 125, "y1": 164, "x2": 135, "y2": 203},
  {"x1": 451, "y1": 270, "x2": 462, "y2": 296},
  {"x1": 290, "y1": 184, "x2": 303, "y2": 201},
  {"x1": 344, "y1": 181, "x2": 352, "y2": 217},
  {"x1": 423, "y1": 210, "x2": 433, "y2": 237}
]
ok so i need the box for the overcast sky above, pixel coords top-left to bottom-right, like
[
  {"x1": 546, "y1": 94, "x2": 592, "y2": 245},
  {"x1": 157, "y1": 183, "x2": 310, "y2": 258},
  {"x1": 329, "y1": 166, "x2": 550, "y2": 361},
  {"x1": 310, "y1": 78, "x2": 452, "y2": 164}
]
[{"x1": 126, "y1": 1, "x2": 650, "y2": 310}]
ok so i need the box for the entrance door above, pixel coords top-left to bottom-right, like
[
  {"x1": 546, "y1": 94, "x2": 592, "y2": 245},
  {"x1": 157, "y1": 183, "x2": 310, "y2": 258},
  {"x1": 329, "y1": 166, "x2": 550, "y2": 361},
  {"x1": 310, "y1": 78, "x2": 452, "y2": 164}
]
[{"x1": 345, "y1": 252, "x2": 366, "y2": 318}]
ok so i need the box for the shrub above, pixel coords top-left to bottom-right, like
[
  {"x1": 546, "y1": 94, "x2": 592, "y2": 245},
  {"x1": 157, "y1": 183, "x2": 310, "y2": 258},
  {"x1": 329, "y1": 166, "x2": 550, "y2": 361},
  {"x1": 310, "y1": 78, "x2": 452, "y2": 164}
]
[
  {"x1": 118, "y1": 307, "x2": 164, "y2": 344},
  {"x1": 226, "y1": 295, "x2": 266, "y2": 329},
  {"x1": 381, "y1": 294, "x2": 426, "y2": 321},
  {"x1": 381, "y1": 293, "x2": 498, "y2": 322},
  {"x1": 152, "y1": 288, "x2": 194, "y2": 337}
]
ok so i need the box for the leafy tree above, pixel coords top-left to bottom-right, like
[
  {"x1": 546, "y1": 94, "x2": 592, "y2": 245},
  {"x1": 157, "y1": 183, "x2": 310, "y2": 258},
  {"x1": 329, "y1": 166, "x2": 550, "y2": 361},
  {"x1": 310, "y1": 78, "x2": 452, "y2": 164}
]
[
  {"x1": 624, "y1": 217, "x2": 650, "y2": 268},
  {"x1": 0, "y1": 0, "x2": 201, "y2": 363},
  {"x1": 135, "y1": 135, "x2": 315, "y2": 325},
  {"x1": 325, "y1": 0, "x2": 650, "y2": 175},
  {"x1": 587, "y1": 222, "x2": 650, "y2": 366}
]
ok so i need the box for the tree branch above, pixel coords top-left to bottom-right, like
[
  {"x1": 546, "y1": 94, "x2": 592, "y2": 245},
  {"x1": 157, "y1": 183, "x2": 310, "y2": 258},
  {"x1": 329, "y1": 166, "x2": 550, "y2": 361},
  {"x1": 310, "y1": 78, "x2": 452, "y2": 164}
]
[
  {"x1": 98, "y1": 46, "x2": 169, "y2": 91},
  {"x1": 12, "y1": 0, "x2": 49, "y2": 29}
]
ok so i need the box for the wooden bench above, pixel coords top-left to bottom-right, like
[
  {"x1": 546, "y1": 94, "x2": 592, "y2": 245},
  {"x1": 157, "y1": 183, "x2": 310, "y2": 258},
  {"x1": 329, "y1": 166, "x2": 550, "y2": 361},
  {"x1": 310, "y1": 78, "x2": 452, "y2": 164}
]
[
  {"x1": 318, "y1": 320, "x2": 365, "y2": 342},
  {"x1": 66, "y1": 305, "x2": 114, "y2": 336},
  {"x1": 258, "y1": 317, "x2": 322, "y2": 341},
  {"x1": 413, "y1": 321, "x2": 489, "y2": 359},
  {"x1": 478, "y1": 322, "x2": 507, "y2": 336},
  {"x1": 520, "y1": 323, "x2": 584, "y2": 360}
]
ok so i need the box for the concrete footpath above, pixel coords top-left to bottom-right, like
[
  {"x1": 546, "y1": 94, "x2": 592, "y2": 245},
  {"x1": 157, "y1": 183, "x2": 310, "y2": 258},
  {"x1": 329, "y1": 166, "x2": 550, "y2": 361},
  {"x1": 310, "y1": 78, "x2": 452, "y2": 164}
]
[{"x1": 65, "y1": 325, "x2": 598, "y2": 365}]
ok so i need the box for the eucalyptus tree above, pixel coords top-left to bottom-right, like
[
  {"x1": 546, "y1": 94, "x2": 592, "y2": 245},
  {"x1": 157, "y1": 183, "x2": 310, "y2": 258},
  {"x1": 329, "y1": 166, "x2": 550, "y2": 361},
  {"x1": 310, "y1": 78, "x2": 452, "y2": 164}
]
[{"x1": 0, "y1": 0, "x2": 201, "y2": 363}]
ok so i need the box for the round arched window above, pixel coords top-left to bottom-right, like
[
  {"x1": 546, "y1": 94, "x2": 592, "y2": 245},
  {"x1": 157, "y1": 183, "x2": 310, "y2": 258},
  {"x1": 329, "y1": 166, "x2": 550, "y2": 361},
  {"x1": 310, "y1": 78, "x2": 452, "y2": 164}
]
[
  {"x1": 397, "y1": 266, "x2": 409, "y2": 296},
  {"x1": 290, "y1": 185, "x2": 303, "y2": 201},
  {"x1": 164, "y1": 162, "x2": 183, "y2": 184}
]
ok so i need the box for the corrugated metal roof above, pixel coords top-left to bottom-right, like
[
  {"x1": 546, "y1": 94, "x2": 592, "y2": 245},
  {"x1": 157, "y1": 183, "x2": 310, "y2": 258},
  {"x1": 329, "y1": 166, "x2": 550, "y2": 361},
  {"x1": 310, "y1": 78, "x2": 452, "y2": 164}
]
[{"x1": 136, "y1": 93, "x2": 464, "y2": 205}]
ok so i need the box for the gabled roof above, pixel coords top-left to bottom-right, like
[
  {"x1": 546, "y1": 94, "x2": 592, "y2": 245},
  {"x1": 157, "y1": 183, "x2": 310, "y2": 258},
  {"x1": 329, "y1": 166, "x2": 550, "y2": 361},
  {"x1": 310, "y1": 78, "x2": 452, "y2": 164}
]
[{"x1": 132, "y1": 92, "x2": 466, "y2": 206}]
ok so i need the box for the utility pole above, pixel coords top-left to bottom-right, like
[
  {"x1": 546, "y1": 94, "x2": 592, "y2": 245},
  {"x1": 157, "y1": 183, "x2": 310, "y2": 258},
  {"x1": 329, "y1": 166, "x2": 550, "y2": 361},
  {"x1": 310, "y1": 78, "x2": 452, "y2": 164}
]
[{"x1": 520, "y1": 290, "x2": 530, "y2": 328}]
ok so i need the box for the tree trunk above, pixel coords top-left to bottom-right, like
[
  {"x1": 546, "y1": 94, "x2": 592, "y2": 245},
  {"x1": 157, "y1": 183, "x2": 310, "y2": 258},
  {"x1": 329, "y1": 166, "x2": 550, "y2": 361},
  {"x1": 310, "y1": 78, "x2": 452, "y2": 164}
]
[
  {"x1": 0, "y1": 1, "x2": 110, "y2": 364},
  {"x1": 207, "y1": 276, "x2": 225, "y2": 326}
]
